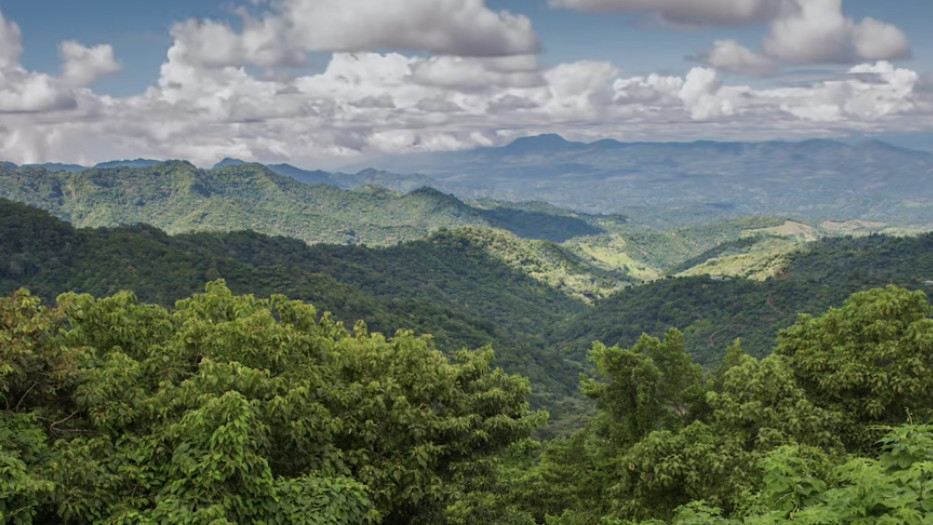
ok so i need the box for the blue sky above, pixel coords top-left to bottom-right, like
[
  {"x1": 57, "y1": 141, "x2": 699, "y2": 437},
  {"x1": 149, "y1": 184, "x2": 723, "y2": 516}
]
[{"x1": 0, "y1": 0, "x2": 931, "y2": 166}]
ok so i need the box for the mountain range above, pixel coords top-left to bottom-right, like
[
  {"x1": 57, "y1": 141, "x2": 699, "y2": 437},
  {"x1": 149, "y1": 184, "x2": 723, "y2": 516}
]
[
  {"x1": 348, "y1": 135, "x2": 933, "y2": 226},
  {"x1": 11, "y1": 137, "x2": 933, "y2": 228},
  {"x1": 0, "y1": 160, "x2": 623, "y2": 247}
]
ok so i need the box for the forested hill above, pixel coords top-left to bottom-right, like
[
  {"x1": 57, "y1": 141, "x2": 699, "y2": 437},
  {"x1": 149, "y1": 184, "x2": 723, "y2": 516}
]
[
  {"x1": 0, "y1": 199, "x2": 586, "y2": 416},
  {"x1": 7, "y1": 199, "x2": 933, "y2": 431},
  {"x1": 0, "y1": 161, "x2": 613, "y2": 245},
  {"x1": 555, "y1": 232, "x2": 933, "y2": 365}
]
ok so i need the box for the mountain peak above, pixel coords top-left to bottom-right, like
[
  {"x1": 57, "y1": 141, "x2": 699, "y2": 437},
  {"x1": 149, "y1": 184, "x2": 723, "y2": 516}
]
[
  {"x1": 857, "y1": 139, "x2": 904, "y2": 152},
  {"x1": 25, "y1": 162, "x2": 87, "y2": 173},
  {"x1": 504, "y1": 134, "x2": 574, "y2": 151},
  {"x1": 95, "y1": 159, "x2": 163, "y2": 169},
  {"x1": 212, "y1": 157, "x2": 250, "y2": 170}
]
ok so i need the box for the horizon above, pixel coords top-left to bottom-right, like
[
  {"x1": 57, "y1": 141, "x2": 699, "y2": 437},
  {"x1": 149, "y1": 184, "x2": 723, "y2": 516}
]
[{"x1": 4, "y1": 133, "x2": 930, "y2": 172}]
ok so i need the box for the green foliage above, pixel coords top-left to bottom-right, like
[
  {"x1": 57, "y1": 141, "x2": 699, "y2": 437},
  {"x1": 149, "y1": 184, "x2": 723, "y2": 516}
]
[
  {"x1": 638, "y1": 426, "x2": 933, "y2": 524},
  {"x1": 0, "y1": 199, "x2": 584, "y2": 424},
  {"x1": 778, "y1": 286, "x2": 933, "y2": 449},
  {"x1": 514, "y1": 285, "x2": 933, "y2": 524},
  {"x1": 584, "y1": 330, "x2": 705, "y2": 447},
  {"x1": 0, "y1": 282, "x2": 542, "y2": 524},
  {"x1": 0, "y1": 163, "x2": 617, "y2": 247},
  {"x1": 558, "y1": 233, "x2": 933, "y2": 368},
  {"x1": 0, "y1": 413, "x2": 55, "y2": 524},
  {"x1": 707, "y1": 353, "x2": 842, "y2": 452},
  {"x1": 471, "y1": 199, "x2": 613, "y2": 242}
]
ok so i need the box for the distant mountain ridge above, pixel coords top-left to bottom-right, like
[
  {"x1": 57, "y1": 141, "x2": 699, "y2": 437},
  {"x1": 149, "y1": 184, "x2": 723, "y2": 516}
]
[
  {"x1": 95, "y1": 159, "x2": 163, "y2": 169},
  {"x1": 349, "y1": 135, "x2": 933, "y2": 226},
  {"x1": 6, "y1": 136, "x2": 933, "y2": 229},
  {"x1": 0, "y1": 160, "x2": 615, "y2": 246}
]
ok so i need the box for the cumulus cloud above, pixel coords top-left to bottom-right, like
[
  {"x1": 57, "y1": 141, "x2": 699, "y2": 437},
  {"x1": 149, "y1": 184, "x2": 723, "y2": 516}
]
[
  {"x1": 693, "y1": 40, "x2": 775, "y2": 75},
  {"x1": 851, "y1": 17, "x2": 911, "y2": 61},
  {"x1": 555, "y1": 0, "x2": 911, "y2": 74},
  {"x1": 0, "y1": 11, "x2": 73, "y2": 113},
  {"x1": 168, "y1": 18, "x2": 300, "y2": 69},
  {"x1": 351, "y1": 94, "x2": 396, "y2": 109},
  {"x1": 543, "y1": 61, "x2": 618, "y2": 117},
  {"x1": 679, "y1": 67, "x2": 734, "y2": 119},
  {"x1": 0, "y1": 9, "x2": 120, "y2": 114},
  {"x1": 548, "y1": 0, "x2": 778, "y2": 26},
  {"x1": 170, "y1": 0, "x2": 539, "y2": 69},
  {"x1": 416, "y1": 96, "x2": 464, "y2": 113},
  {"x1": 282, "y1": 0, "x2": 539, "y2": 56},
  {"x1": 0, "y1": 69, "x2": 76, "y2": 113},
  {"x1": 691, "y1": 0, "x2": 911, "y2": 75},
  {"x1": 60, "y1": 41, "x2": 121, "y2": 86},
  {"x1": 763, "y1": 0, "x2": 910, "y2": 63},
  {"x1": 0, "y1": 9, "x2": 23, "y2": 67},
  {"x1": 410, "y1": 55, "x2": 543, "y2": 92},
  {"x1": 6, "y1": 51, "x2": 929, "y2": 166},
  {"x1": 487, "y1": 94, "x2": 539, "y2": 113}
]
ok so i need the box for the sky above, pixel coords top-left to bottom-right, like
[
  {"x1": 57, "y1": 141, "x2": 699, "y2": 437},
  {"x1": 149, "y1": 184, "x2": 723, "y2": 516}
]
[{"x1": 0, "y1": 0, "x2": 932, "y2": 168}]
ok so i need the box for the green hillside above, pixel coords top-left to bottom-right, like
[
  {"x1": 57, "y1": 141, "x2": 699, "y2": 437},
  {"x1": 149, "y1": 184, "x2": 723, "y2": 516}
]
[
  {"x1": 556, "y1": 232, "x2": 933, "y2": 366},
  {"x1": 564, "y1": 217, "x2": 789, "y2": 280},
  {"x1": 0, "y1": 162, "x2": 621, "y2": 246},
  {"x1": 6, "y1": 198, "x2": 933, "y2": 437},
  {"x1": 0, "y1": 200, "x2": 586, "y2": 418}
]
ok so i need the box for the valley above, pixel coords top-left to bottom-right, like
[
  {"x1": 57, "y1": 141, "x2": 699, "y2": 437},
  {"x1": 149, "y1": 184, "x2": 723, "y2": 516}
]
[{"x1": 4, "y1": 139, "x2": 933, "y2": 522}]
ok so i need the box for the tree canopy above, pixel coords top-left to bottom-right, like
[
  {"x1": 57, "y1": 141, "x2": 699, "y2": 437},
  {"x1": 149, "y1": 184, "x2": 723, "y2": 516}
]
[{"x1": 0, "y1": 282, "x2": 543, "y2": 524}]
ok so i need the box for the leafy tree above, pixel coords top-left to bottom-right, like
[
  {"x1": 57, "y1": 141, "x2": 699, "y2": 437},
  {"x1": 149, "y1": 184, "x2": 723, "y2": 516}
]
[
  {"x1": 777, "y1": 286, "x2": 933, "y2": 449},
  {"x1": 583, "y1": 329, "x2": 706, "y2": 447},
  {"x1": 0, "y1": 282, "x2": 543, "y2": 524},
  {"x1": 628, "y1": 425, "x2": 933, "y2": 524}
]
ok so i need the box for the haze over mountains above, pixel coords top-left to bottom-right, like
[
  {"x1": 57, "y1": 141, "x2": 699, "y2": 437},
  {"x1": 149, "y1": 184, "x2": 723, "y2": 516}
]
[
  {"x1": 352, "y1": 135, "x2": 933, "y2": 225},
  {"x1": 11, "y1": 136, "x2": 932, "y2": 229}
]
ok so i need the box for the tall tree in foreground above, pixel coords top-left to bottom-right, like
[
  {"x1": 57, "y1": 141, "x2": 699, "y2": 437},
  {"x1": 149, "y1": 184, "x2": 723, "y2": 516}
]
[{"x1": 777, "y1": 286, "x2": 933, "y2": 450}]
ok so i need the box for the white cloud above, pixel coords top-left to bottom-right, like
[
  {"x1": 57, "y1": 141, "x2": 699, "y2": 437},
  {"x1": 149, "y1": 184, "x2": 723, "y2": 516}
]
[
  {"x1": 679, "y1": 67, "x2": 735, "y2": 119},
  {"x1": 555, "y1": 0, "x2": 911, "y2": 74},
  {"x1": 548, "y1": 0, "x2": 778, "y2": 26},
  {"x1": 5, "y1": 51, "x2": 929, "y2": 167},
  {"x1": 168, "y1": 18, "x2": 298, "y2": 69},
  {"x1": 0, "y1": 10, "x2": 75, "y2": 113},
  {"x1": 852, "y1": 17, "x2": 911, "y2": 61},
  {"x1": 0, "y1": 69, "x2": 76, "y2": 113},
  {"x1": 60, "y1": 41, "x2": 122, "y2": 86},
  {"x1": 689, "y1": 0, "x2": 911, "y2": 76},
  {"x1": 695, "y1": 40, "x2": 775, "y2": 75},
  {"x1": 0, "y1": 9, "x2": 120, "y2": 114},
  {"x1": 351, "y1": 94, "x2": 396, "y2": 109},
  {"x1": 543, "y1": 61, "x2": 618, "y2": 117},
  {"x1": 0, "y1": 9, "x2": 23, "y2": 68},
  {"x1": 281, "y1": 0, "x2": 539, "y2": 56},
  {"x1": 170, "y1": 0, "x2": 540, "y2": 69},
  {"x1": 843, "y1": 61, "x2": 918, "y2": 118},
  {"x1": 763, "y1": 0, "x2": 910, "y2": 63},
  {"x1": 487, "y1": 94, "x2": 538, "y2": 113},
  {"x1": 410, "y1": 55, "x2": 543, "y2": 92},
  {"x1": 416, "y1": 96, "x2": 464, "y2": 113}
]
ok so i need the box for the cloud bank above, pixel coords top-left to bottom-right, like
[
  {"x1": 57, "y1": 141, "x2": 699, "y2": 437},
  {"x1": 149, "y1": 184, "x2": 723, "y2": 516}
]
[
  {"x1": 551, "y1": 0, "x2": 911, "y2": 72},
  {"x1": 0, "y1": 1, "x2": 928, "y2": 167},
  {"x1": 170, "y1": 0, "x2": 540, "y2": 69}
]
